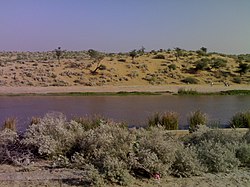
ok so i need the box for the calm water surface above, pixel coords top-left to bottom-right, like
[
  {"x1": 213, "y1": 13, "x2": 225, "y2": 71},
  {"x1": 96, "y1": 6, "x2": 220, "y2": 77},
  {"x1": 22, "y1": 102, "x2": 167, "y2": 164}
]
[{"x1": 0, "y1": 95, "x2": 249, "y2": 131}]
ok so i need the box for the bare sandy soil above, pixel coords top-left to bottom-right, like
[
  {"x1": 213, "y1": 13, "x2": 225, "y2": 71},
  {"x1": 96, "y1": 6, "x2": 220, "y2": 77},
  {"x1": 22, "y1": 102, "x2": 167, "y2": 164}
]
[{"x1": 0, "y1": 162, "x2": 250, "y2": 187}]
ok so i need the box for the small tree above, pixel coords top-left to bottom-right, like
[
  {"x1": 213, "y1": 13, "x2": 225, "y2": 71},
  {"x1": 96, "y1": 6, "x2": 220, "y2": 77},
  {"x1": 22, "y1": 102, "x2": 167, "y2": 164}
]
[
  {"x1": 195, "y1": 58, "x2": 209, "y2": 71},
  {"x1": 137, "y1": 46, "x2": 145, "y2": 56},
  {"x1": 55, "y1": 47, "x2": 62, "y2": 62},
  {"x1": 237, "y1": 63, "x2": 250, "y2": 76},
  {"x1": 174, "y1": 47, "x2": 182, "y2": 61},
  {"x1": 88, "y1": 49, "x2": 105, "y2": 74},
  {"x1": 129, "y1": 50, "x2": 137, "y2": 62},
  {"x1": 200, "y1": 47, "x2": 207, "y2": 53}
]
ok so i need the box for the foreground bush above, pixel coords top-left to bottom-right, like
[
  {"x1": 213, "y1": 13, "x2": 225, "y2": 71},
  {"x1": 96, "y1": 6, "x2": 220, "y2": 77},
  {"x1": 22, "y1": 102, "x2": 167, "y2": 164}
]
[
  {"x1": 2, "y1": 112, "x2": 250, "y2": 186},
  {"x1": 148, "y1": 112, "x2": 179, "y2": 130},
  {"x1": 184, "y1": 126, "x2": 241, "y2": 173},
  {"x1": 22, "y1": 112, "x2": 85, "y2": 158},
  {"x1": 0, "y1": 129, "x2": 31, "y2": 166},
  {"x1": 229, "y1": 111, "x2": 250, "y2": 128}
]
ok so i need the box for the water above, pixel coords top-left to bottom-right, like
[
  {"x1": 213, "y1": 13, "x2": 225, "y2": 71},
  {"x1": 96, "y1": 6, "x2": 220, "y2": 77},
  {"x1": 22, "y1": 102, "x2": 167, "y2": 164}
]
[{"x1": 0, "y1": 95, "x2": 249, "y2": 131}]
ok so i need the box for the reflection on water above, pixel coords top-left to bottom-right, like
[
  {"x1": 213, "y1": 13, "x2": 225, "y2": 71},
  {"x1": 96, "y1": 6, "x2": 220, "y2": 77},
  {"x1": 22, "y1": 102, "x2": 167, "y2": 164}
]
[{"x1": 0, "y1": 95, "x2": 249, "y2": 131}]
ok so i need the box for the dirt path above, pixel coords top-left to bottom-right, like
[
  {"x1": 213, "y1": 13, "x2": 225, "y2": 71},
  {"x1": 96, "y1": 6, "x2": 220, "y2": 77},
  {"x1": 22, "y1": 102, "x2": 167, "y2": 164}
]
[{"x1": 0, "y1": 84, "x2": 249, "y2": 94}]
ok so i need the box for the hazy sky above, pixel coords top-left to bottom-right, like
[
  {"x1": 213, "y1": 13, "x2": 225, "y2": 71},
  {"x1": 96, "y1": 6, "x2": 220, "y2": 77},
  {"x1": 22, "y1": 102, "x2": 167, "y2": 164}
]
[{"x1": 0, "y1": 0, "x2": 249, "y2": 54}]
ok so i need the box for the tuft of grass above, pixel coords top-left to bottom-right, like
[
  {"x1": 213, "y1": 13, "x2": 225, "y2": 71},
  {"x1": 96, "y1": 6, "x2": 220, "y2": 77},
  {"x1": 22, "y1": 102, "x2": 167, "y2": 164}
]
[
  {"x1": 229, "y1": 111, "x2": 250, "y2": 128},
  {"x1": 148, "y1": 112, "x2": 179, "y2": 130},
  {"x1": 188, "y1": 110, "x2": 207, "y2": 133},
  {"x1": 178, "y1": 88, "x2": 199, "y2": 95},
  {"x1": 3, "y1": 117, "x2": 17, "y2": 132}
]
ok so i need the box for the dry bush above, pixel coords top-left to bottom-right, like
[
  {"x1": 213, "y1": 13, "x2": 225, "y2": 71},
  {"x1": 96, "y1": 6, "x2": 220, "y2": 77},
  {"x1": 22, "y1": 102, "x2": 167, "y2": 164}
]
[
  {"x1": 53, "y1": 121, "x2": 135, "y2": 185},
  {"x1": 22, "y1": 112, "x2": 85, "y2": 158},
  {"x1": 0, "y1": 129, "x2": 32, "y2": 166},
  {"x1": 134, "y1": 127, "x2": 181, "y2": 176},
  {"x1": 194, "y1": 140, "x2": 239, "y2": 172},
  {"x1": 184, "y1": 126, "x2": 241, "y2": 173},
  {"x1": 171, "y1": 146, "x2": 203, "y2": 177}
]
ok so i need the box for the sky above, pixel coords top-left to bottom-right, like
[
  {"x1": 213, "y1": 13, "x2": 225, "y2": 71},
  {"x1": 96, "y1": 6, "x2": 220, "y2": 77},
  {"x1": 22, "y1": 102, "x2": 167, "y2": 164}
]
[{"x1": 0, "y1": 0, "x2": 249, "y2": 54}]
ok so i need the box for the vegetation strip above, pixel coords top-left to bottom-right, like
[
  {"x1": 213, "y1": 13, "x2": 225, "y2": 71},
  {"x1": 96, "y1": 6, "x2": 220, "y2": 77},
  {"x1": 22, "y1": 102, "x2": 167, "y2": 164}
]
[
  {"x1": 0, "y1": 91, "x2": 163, "y2": 97},
  {"x1": 177, "y1": 89, "x2": 250, "y2": 96},
  {"x1": 1, "y1": 89, "x2": 250, "y2": 97}
]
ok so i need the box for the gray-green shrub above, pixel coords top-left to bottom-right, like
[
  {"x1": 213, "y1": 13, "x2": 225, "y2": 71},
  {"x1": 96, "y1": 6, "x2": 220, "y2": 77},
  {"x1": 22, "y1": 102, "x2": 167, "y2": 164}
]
[
  {"x1": 236, "y1": 143, "x2": 250, "y2": 166},
  {"x1": 22, "y1": 112, "x2": 85, "y2": 158},
  {"x1": 171, "y1": 146, "x2": 202, "y2": 177},
  {"x1": 194, "y1": 140, "x2": 239, "y2": 172},
  {"x1": 135, "y1": 127, "x2": 181, "y2": 176},
  {"x1": 184, "y1": 127, "x2": 241, "y2": 173}
]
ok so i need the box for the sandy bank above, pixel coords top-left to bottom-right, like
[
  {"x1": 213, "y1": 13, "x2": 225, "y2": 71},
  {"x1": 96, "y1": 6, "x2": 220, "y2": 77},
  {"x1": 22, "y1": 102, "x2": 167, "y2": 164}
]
[{"x1": 0, "y1": 84, "x2": 249, "y2": 95}]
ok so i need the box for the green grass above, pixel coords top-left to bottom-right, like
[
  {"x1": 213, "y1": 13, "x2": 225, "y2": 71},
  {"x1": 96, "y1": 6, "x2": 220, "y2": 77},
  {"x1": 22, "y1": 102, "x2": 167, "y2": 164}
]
[
  {"x1": 220, "y1": 90, "x2": 250, "y2": 95},
  {"x1": 177, "y1": 89, "x2": 250, "y2": 96}
]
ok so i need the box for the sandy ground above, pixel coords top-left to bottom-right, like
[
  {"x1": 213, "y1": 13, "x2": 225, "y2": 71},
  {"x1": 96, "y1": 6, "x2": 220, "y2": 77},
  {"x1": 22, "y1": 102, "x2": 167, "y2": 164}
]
[
  {"x1": 0, "y1": 84, "x2": 249, "y2": 94},
  {"x1": 0, "y1": 162, "x2": 250, "y2": 187}
]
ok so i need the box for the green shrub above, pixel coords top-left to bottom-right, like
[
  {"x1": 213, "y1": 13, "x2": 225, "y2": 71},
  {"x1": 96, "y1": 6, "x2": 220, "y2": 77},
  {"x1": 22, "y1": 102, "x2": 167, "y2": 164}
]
[
  {"x1": 168, "y1": 64, "x2": 176, "y2": 70},
  {"x1": 148, "y1": 112, "x2": 179, "y2": 130},
  {"x1": 188, "y1": 110, "x2": 207, "y2": 133},
  {"x1": 232, "y1": 77, "x2": 241, "y2": 84},
  {"x1": 229, "y1": 111, "x2": 250, "y2": 128},
  {"x1": 210, "y1": 58, "x2": 227, "y2": 69},
  {"x1": 153, "y1": 54, "x2": 165, "y2": 59},
  {"x1": 195, "y1": 60, "x2": 208, "y2": 71},
  {"x1": 181, "y1": 77, "x2": 199, "y2": 84},
  {"x1": 118, "y1": 59, "x2": 126, "y2": 62}
]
